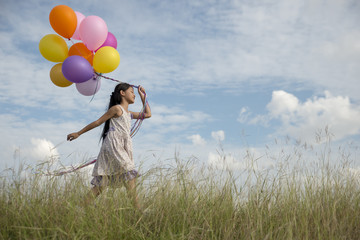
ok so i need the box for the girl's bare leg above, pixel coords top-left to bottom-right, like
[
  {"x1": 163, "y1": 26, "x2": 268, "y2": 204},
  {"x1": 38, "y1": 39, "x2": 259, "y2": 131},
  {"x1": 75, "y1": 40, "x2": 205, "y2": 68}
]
[
  {"x1": 125, "y1": 178, "x2": 140, "y2": 210},
  {"x1": 82, "y1": 186, "x2": 104, "y2": 206}
]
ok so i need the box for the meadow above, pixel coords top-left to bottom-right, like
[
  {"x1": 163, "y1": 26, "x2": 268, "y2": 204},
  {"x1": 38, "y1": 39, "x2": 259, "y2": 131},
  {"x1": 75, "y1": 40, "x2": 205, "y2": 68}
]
[{"x1": 1, "y1": 135, "x2": 360, "y2": 239}]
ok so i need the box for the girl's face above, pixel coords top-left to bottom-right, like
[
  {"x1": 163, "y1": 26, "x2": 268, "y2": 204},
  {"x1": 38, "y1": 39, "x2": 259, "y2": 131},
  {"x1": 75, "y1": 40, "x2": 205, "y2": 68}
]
[{"x1": 122, "y1": 87, "x2": 135, "y2": 104}]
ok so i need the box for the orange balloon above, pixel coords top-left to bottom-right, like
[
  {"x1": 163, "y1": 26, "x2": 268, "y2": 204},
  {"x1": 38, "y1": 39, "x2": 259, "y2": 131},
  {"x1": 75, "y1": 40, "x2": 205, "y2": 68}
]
[
  {"x1": 68, "y1": 43, "x2": 94, "y2": 65},
  {"x1": 49, "y1": 5, "x2": 77, "y2": 38}
]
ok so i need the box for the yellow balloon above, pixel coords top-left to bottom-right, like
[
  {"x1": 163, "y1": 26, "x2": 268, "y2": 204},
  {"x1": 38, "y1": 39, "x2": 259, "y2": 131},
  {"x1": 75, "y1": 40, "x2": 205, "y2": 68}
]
[
  {"x1": 49, "y1": 63, "x2": 73, "y2": 87},
  {"x1": 39, "y1": 34, "x2": 68, "y2": 62},
  {"x1": 93, "y1": 46, "x2": 120, "y2": 73}
]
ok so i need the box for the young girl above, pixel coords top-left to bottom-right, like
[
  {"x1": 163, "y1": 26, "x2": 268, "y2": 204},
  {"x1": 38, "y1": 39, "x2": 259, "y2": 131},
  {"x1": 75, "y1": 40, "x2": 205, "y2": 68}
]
[{"x1": 67, "y1": 83, "x2": 151, "y2": 209}]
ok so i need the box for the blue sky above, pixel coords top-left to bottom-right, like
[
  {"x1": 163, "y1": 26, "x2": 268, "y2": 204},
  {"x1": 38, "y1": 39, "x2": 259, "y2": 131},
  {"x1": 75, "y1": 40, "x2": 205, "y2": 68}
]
[{"x1": 1, "y1": 0, "x2": 360, "y2": 174}]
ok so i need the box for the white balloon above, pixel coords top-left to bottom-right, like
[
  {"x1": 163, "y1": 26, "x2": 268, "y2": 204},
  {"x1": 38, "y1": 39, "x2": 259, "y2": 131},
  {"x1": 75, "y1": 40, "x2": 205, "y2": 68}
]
[{"x1": 76, "y1": 76, "x2": 101, "y2": 96}]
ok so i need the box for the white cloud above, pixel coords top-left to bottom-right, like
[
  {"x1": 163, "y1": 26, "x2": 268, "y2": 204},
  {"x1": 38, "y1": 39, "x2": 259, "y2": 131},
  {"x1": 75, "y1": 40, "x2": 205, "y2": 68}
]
[
  {"x1": 12, "y1": 138, "x2": 60, "y2": 166},
  {"x1": 28, "y1": 138, "x2": 59, "y2": 163},
  {"x1": 187, "y1": 134, "x2": 206, "y2": 146},
  {"x1": 211, "y1": 130, "x2": 225, "y2": 142},
  {"x1": 0, "y1": 113, "x2": 101, "y2": 169},
  {"x1": 346, "y1": 167, "x2": 360, "y2": 179},
  {"x1": 251, "y1": 90, "x2": 360, "y2": 143},
  {"x1": 267, "y1": 91, "x2": 299, "y2": 117},
  {"x1": 237, "y1": 107, "x2": 250, "y2": 124},
  {"x1": 142, "y1": 103, "x2": 212, "y2": 141},
  {"x1": 208, "y1": 152, "x2": 247, "y2": 171},
  {"x1": 180, "y1": 0, "x2": 360, "y2": 98},
  {"x1": 1, "y1": 0, "x2": 360, "y2": 98}
]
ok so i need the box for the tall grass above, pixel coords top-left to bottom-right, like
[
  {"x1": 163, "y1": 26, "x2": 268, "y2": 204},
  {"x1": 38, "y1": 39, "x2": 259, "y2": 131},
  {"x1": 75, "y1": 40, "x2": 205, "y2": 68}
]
[{"x1": 1, "y1": 137, "x2": 360, "y2": 239}]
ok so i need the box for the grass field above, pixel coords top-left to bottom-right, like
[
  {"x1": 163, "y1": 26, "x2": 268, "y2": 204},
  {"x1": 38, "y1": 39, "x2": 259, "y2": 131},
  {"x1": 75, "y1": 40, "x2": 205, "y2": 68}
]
[{"x1": 1, "y1": 136, "x2": 360, "y2": 239}]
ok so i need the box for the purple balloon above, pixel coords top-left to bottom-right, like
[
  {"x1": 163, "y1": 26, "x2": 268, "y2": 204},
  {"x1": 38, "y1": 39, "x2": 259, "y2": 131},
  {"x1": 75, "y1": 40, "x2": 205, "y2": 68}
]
[
  {"x1": 76, "y1": 76, "x2": 101, "y2": 96},
  {"x1": 62, "y1": 55, "x2": 94, "y2": 83},
  {"x1": 95, "y1": 32, "x2": 117, "y2": 52}
]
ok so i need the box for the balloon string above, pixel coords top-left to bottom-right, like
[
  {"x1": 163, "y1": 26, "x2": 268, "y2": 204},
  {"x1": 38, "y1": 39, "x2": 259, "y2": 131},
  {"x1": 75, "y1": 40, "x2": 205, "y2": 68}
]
[
  {"x1": 42, "y1": 73, "x2": 148, "y2": 176},
  {"x1": 89, "y1": 74, "x2": 101, "y2": 103},
  {"x1": 93, "y1": 72, "x2": 148, "y2": 137},
  {"x1": 42, "y1": 159, "x2": 97, "y2": 176},
  {"x1": 68, "y1": 39, "x2": 82, "y2": 55},
  {"x1": 94, "y1": 72, "x2": 125, "y2": 84}
]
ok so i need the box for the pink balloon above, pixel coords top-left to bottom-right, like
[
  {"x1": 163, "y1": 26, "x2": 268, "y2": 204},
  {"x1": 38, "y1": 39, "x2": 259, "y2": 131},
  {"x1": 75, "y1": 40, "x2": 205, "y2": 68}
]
[
  {"x1": 76, "y1": 76, "x2": 101, "y2": 96},
  {"x1": 79, "y1": 16, "x2": 108, "y2": 51},
  {"x1": 95, "y1": 32, "x2": 117, "y2": 52},
  {"x1": 72, "y1": 11, "x2": 85, "y2": 40}
]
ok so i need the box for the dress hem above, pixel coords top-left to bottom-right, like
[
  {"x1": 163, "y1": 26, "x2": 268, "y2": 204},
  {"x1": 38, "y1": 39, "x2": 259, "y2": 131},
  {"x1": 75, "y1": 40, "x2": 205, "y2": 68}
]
[{"x1": 90, "y1": 170, "x2": 140, "y2": 187}]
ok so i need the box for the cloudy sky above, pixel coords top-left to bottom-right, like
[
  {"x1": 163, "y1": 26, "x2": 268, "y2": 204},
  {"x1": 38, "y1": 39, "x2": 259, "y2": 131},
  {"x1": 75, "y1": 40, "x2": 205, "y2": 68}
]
[{"x1": 0, "y1": 0, "x2": 359, "y2": 174}]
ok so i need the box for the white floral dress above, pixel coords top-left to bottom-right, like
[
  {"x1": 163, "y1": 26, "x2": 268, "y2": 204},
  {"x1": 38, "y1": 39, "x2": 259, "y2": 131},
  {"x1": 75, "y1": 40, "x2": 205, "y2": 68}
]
[{"x1": 91, "y1": 105, "x2": 139, "y2": 187}]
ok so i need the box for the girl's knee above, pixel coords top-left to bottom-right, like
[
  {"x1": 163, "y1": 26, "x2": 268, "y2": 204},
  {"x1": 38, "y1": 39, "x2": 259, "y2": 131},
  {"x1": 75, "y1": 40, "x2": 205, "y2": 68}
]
[
  {"x1": 92, "y1": 186, "x2": 104, "y2": 196},
  {"x1": 126, "y1": 179, "x2": 136, "y2": 190}
]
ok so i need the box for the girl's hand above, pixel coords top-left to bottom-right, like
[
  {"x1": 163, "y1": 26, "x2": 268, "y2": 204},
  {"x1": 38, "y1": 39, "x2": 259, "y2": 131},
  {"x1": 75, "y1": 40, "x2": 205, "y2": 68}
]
[
  {"x1": 138, "y1": 86, "x2": 146, "y2": 97},
  {"x1": 67, "y1": 132, "x2": 80, "y2": 141}
]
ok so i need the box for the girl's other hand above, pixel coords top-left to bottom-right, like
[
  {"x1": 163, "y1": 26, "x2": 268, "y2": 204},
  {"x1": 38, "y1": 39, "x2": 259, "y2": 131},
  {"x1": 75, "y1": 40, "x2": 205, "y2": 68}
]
[
  {"x1": 138, "y1": 86, "x2": 146, "y2": 96},
  {"x1": 67, "y1": 132, "x2": 79, "y2": 141}
]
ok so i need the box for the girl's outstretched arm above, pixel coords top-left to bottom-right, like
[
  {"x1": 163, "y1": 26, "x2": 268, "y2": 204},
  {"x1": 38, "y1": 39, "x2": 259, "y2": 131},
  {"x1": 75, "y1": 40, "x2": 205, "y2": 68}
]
[
  {"x1": 131, "y1": 86, "x2": 152, "y2": 119},
  {"x1": 67, "y1": 106, "x2": 122, "y2": 141}
]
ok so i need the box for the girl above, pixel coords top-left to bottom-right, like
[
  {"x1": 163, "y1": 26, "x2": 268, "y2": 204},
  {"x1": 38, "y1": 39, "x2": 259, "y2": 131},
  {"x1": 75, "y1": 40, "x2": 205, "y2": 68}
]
[{"x1": 67, "y1": 83, "x2": 151, "y2": 209}]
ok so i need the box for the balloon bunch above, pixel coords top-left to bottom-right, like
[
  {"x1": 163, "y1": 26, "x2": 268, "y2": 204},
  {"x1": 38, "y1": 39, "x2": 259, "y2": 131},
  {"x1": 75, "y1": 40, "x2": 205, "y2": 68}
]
[{"x1": 39, "y1": 5, "x2": 120, "y2": 96}]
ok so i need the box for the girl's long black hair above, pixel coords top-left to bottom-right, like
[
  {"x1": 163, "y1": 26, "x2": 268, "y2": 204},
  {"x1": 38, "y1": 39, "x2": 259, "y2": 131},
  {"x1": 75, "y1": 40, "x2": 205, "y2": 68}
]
[{"x1": 101, "y1": 83, "x2": 132, "y2": 142}]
